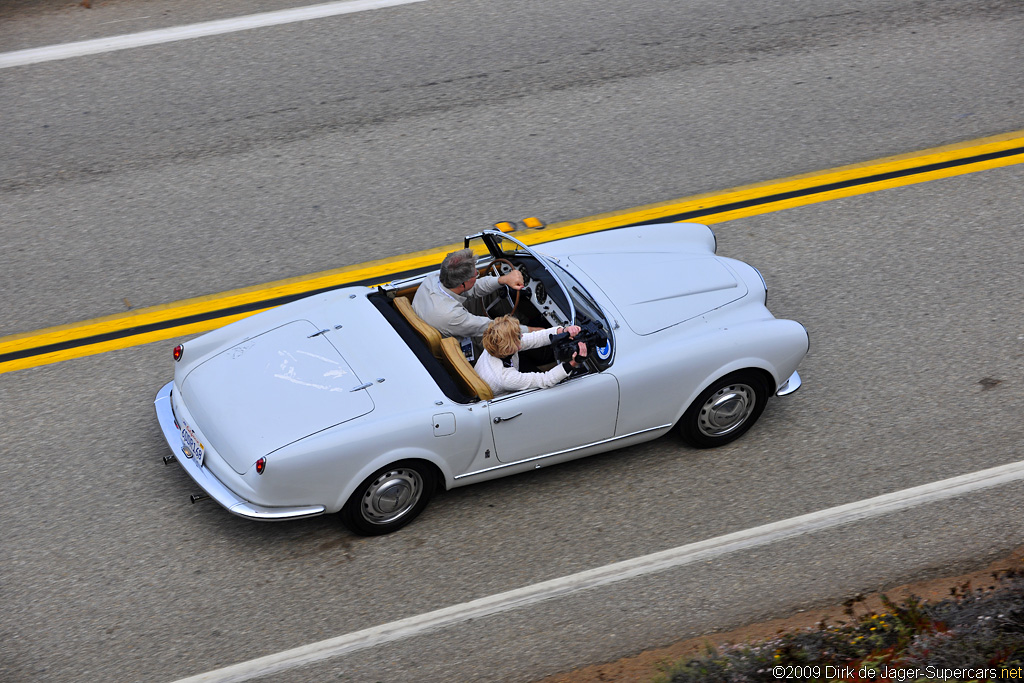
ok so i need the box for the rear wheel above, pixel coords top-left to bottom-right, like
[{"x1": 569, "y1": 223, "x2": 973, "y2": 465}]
[
  {"x1": 340, "y1": 461, "x2": 435, "y2": 536},
  {"x1": 678, "y1": 371, "x2": 769, "y2": 448}
]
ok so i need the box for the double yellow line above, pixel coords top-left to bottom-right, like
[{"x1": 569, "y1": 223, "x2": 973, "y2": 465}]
[{"x1": 3, "y1": 130, "x2": 1023, "y2": 375}]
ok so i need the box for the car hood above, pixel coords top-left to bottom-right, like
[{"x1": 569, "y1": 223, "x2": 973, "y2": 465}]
[
  {"x1": 569, "y1": 252, "x2": 747, "y2": 335},
  {"x1": 180, "y1": 319, "x2": 374, "y2": 474}
]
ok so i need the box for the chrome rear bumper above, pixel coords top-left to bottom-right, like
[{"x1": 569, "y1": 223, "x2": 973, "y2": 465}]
[
  {"x1": 154, "y1": 381, "x2": 325, "y2": 521},
  {"x1": 776, "y1": 371, "x2": 802, "y2": 397}
]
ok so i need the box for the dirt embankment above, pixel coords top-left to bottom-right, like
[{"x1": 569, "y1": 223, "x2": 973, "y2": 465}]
[{"x1": 537, "y1": 547, "x2": 1024, "y2": 683}]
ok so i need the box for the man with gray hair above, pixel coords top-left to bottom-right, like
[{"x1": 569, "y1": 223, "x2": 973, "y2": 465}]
[{"x1": 412, "y1": 248, "x2": 528, "y2": 348}]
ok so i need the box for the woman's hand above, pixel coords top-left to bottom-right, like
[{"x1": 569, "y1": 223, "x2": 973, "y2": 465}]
[{"x1": 569, "y1": 341, "x2": 588, "y2": 367}]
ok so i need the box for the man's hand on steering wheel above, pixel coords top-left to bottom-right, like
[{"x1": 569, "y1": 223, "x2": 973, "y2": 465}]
[
  {"x1": 488, "y1": 259, "x2": 524, "y2": 314},
  {"x1": 496, "y1": 269, "x2": 525, "y2": 290}
]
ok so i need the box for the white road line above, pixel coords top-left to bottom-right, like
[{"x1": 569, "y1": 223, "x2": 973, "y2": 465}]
[
  {"x1": 172, "y1": 459, "x2": 1024, "y2": 683},
  {"x1": 0, "y1": 0, "x2": 427, "y2": 69}
]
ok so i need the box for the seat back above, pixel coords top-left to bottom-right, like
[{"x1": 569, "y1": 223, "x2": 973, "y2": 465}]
[
  {"x1": 394, "y1": 296, "x2": 443, "y2": 359},
  {"x1": 440, "y1": 337, "x2": 494, "y2": 402}
]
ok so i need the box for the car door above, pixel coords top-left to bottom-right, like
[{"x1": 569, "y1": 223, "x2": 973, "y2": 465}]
[{"x1": 487, "y1": 373, "x2": 619, "y2": 464}]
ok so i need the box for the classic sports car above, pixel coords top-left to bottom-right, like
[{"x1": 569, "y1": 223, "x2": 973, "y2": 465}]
[{"x1": 154, "y1": 223, "x2": 807, "y2": 535}]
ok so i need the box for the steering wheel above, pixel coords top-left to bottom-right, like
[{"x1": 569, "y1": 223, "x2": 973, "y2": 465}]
[{"x1": 487, "y1": 258, "x2": 521, "y2": 314}]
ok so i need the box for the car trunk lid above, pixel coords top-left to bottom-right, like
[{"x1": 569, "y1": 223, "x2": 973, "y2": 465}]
[{"x1": 180, "y1": 319, "x2": 374, "y2": 474}]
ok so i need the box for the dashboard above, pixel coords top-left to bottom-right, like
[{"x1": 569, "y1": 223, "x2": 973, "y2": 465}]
[{"x1": 489, "y1": 257, "x2": 568, "y2": 327}]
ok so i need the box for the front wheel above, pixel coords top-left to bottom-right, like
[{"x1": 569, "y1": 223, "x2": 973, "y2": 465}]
[
  {"x1": 678, "y1": 372, "x2": 769, "y2": 448},
  {"x1": 340, "y1": 461, "x2": 435, "y2": 536}
]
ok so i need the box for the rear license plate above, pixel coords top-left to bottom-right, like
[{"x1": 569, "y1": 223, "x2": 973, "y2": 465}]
[{"x1": 180, "y1": 421, "x2": 205, "y2": 467}]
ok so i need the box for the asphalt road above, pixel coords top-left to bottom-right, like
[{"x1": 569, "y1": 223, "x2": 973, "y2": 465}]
[{"x1": 1, "y1": 0, "x2": 1023, "y2": 681}]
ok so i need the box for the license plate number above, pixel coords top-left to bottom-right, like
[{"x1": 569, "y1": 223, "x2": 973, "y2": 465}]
[{"x1": 181, "y1": 421, "x2": 205, "y2": 467}]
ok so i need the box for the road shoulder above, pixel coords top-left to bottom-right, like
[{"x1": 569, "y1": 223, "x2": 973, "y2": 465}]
[{"x1": 539, "y1": 546, "x2": 1024, "y2": 683}]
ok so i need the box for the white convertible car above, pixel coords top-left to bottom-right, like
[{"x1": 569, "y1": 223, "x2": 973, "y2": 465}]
[{"x1": 155, "y1": 223, "x2": 807, "y2": 535}]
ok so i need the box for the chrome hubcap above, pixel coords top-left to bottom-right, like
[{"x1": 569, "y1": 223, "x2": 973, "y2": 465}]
[
  {"x1": 361, "y1": 468, "x2": 424, "y2": 525},
  {"x1": 697, "y1": 384, "x2": 756, "y2": 437}
]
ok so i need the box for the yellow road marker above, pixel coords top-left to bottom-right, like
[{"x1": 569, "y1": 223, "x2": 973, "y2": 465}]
[{"x1": 3, "y1": 130, "x2": 1023, "y2": 375}]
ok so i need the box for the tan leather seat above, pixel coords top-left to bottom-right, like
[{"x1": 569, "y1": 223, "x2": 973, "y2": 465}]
[
  {"x1": 440, "y1": 337, "x2": 494, "y2": 402},
  {"x1": 394, "y1": 296, "x2": 443, "y2": 359}
]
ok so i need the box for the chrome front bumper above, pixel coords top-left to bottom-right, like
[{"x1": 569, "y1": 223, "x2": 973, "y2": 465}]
[
  {"x1": 154, "y1": 381, "x2": 325, "y2": 521},
  {"x1": 776, "y1": 371, "x2": 802, "y2": 397}
]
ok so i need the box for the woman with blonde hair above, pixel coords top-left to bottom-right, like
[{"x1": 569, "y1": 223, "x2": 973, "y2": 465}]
[{"x1": 475, "y1": 315, "x2": 586, "y2": 396}]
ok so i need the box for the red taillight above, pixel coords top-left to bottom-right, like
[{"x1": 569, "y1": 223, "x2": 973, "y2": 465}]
[
  {"x1": 172, "y1": 344, "x2": 183, "y2": 362},
  {"x1": 255, "y1": 457, "x2": 266, "y2": 475}
]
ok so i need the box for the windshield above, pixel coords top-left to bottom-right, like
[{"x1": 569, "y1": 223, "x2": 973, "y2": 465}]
[
  {"x1": 459, "y1": 229, "x2": 615, "y2": 369},
  {"x1": 472, "y1": 231, "x2": 577, "y2": 323},
  {"x1": 547, "y1": 259, "x2": 610, "y2": 329}
]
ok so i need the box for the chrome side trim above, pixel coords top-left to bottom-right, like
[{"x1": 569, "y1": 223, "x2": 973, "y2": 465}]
[
  {"x1": 454, "y1": 424, "x2": 672, "y2": 480},
  {"x1": 776, "y1": 371, "x2": 802, "y2": 397},
  {"x1": 154, "y1": 382, "x2": 326, "y2": 521}
]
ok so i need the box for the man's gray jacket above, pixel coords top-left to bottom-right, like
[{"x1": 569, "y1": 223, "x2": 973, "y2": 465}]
[{"x1": 411, "y1": 272, "x2": 503, "y2": 340}]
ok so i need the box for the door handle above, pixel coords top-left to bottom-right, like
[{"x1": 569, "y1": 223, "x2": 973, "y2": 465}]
[{"x1": 493, "y1": 412, "x2": 522, "y2": 424}]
